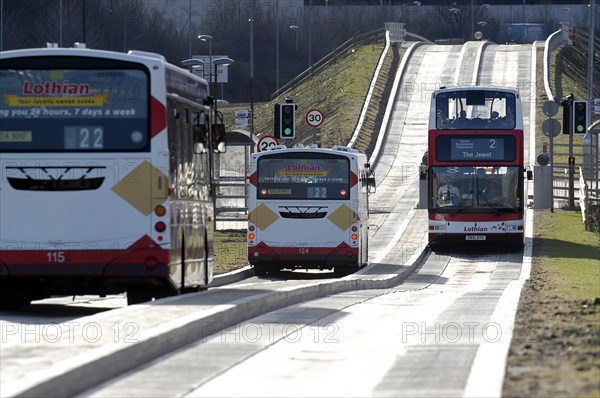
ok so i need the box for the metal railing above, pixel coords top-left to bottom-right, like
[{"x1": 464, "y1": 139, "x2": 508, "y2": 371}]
[{"x1": 271, "y1": 28, "x2": 386, "y2": 100}]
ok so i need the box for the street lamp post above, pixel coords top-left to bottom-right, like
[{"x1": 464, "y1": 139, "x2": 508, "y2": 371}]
[
  {"x1": 1, "y1": 0, "x2": 4, "y2": 51},
  {"x1": 124, "y1": 21, "x2": 129, "y2": 52},
  {"x1": 249, "y1": 0, "x2": 255, "y2": 135},
  {"x1": 276, "y1": 0, "x2": 279, "y2": 92},
  {"x1": 449, "y1": 3, "x2": 461, "y2": 40},
  {"x1": 212, "y1": 57, "x2": 234, "y2": 121},
  {"x1": 308, "y1": 0, "x2": 312, "y2": 67},
  {"x1": 198, "y1": 35, "x2": 213, "y2": 91},
  {"x1": 563, "y1": 7, "x2": 572, "y2": 26},
  {"x1": 402, "y1": 1, "x2": 421, "y2": 25},
  {"x1": 290, "y1": 25, "x2": 300, "y2": 55}
]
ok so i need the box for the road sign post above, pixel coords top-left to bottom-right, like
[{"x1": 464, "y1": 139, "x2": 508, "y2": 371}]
[
  {"x1": 542, "y1": 100, "x2": 560, "y2": 211},
  {"x1": 306, "y1": 109, "x2": 324, "y2": 145}
]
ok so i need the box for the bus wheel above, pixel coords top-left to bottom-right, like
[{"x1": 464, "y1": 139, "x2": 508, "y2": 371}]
[
  {"x1": 0, "y1": 297, "x2": 22, "y2": 310},
  {"x1": 253, "y1": 264, "x2": 268, "y2": 277},
  {"x1": 334, "y1": 263, "x2": 359, "y2": 278},
  {"x1": 0, "y1": 284, "x2": 28, "y2": 310},
  {"x1": 126, "y1": 286, "x2": 173, "y2": 305}
]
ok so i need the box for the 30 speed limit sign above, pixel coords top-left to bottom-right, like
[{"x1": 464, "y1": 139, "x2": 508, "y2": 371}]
[{"x1": 306, "y1": 109, "x2": 324, "y2": 128}]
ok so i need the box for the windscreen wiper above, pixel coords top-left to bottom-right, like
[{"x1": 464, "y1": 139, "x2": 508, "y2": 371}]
[{"x1": 477, "y1": 190, "x2": 501, "y2": 215}]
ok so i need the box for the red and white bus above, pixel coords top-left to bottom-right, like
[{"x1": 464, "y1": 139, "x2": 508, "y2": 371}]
[
  {"x1": 424, "y1": 86, "x2": 531, "y2": 248},
  {"x1": 0, "y1": 44, "x2": 224, "y2": 306},
  {"x1": 247, "y1": 145, "x2": 375, "y2": 277}
]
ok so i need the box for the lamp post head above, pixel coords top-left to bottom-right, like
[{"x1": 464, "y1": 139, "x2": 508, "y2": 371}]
[
  {"x1": 213, "y1": 57, "x2": 234, "y2": 67},
  {"x1": 290, "y1": 25, "x2": 300, "y2": 31},
  {"x1": 198, "y1": 34, "x2": 213, "y2": 42},
  {"x1": 181, "y1": 58, "x2": 205, "y2": 67}
]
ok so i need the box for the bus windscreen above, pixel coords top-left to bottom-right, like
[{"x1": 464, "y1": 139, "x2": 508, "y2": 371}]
[
  {"x1": 0, "y1": 68, "x2": 149, "y2": 152},
  {"x1": 435, "y1": 90, "x2": 516, "y2": 130},
  {"x1": 257, "y1": 154, "x2": 350, "y2": 200}
]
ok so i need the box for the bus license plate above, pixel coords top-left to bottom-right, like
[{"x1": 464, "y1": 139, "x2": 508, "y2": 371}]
[{"x1": 466, "y1": 235, "x2": 486, "y2": 241}]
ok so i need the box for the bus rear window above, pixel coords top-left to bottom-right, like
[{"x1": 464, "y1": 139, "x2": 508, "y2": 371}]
[
  {"x1": 0, "y1": 68, "x2": 149, "y2": 152},
  {"x1": 257, "y1": 154, "x2": 350, "y2": 200}
]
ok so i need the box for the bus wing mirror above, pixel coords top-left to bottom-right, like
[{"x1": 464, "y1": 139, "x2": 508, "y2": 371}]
[
  {"x1": 212, "y1": 123, "x2": 227, "y2": 153},
  {"x1": 367, "y1": 173, "x2": 376, "y2": 193},
  {"x1": 419, "y1": 165, "x2": 428, "y2": 180},
  {"x1": 193, "y1": 124, "x2": 208, "y2": 154},
  {"x1": 526, "y1": 169, "x2": 533, "y2": 181}
]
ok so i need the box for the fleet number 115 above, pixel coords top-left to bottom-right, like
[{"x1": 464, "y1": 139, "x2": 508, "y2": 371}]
[{"x1": 47, "y1": 251, "x2": 66, "y2": 263}]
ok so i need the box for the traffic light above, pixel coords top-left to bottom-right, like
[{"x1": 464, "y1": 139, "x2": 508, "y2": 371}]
[
  {"x1": 212, "y1": 123, "x2": 226, "y2": 153},
  {"x1": 279, "y1": 103, "x2": 296, "y2": 139},
  {"x1": 560, "y1": 94, "x2": 573, "y2": 134},
  {"x1": 573, "y1": 100, "x2": 587, "y2": 134},
  {"x1": 274, "y1": 104, "x2": 281, "y2": 138}
]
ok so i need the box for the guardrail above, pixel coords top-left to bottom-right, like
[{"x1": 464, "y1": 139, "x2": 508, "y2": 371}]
[
  {"x1": 347, "y1": 30, "x2": 391, "y2": 148},
  {"x1": 271, "y1": 28, "x2": 386, "y2": 100},
  {"x1": 580, "y1": 167, "x2": 590, "y2": 229},
  {"x1": 543, "y1": 29, "x2": 563, "y2": 102},
  {"x1": 544, "y1": 25, "x2": 600, "y2": 102}
]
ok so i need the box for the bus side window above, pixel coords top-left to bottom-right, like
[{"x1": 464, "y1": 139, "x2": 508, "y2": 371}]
[{"x1": 192, "y1": 111, "x2": 208, "y2": 154}]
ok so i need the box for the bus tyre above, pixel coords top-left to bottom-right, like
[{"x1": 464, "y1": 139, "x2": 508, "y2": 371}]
[
  {"x1": 253, "y1": 264, "x2": 268, "y2": 277},
  {"x1": 127, "y1": 286, "x2": 173, "y2": 305},
  {"x1": 0, "y1": 296, "x2": 21, "y2": 310},
  {"x1": 334, "y1": 263, "x2": 359, "y2": 278}
]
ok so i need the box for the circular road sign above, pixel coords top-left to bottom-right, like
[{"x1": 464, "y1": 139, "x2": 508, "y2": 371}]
[
  {"x1": 542, "y1": 100, "x2": 559, "y2": 117},
  {"x1": 474, "y1": 31, "x2": 483, "y2": 40},
  {"x1": 306, "y1": 109, "x2": 324, "y2": 128},
  {"x1": 542, "y1": 118, "x2": 561, "y2": 138},
  {"x1": 257, "y1": 135, "x2": 279, "y2": 152}
]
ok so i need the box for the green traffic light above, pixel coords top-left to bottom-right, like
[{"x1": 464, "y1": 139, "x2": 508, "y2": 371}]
[
  {"x1": 577, "y1": 124, "x2": 584, "y2": 133},
  {"x1": 284, "y1": 128, "x2": 292, "y2": 136}
]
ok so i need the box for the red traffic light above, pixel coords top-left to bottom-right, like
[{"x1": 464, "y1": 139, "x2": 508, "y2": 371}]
[{"x1": 568, "y1": 156, "x2": 575, "y2": 166}]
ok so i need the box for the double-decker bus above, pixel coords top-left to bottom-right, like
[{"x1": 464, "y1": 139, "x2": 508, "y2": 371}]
[
  {"x1": 0, "y1": 44, "x2": 225, "y2": 307},
  {"x1": 247, "y1": 145, "x2": 375, "y2": 277},
  {"x1": 424, "y1": 86, "x2": 531, "y2": 248}
]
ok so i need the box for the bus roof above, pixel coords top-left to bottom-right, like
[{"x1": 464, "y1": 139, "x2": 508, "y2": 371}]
[
  {"x1": 0, "y1": 44, "x2": 208, "y2": 86},
  {"x1": 432, "y1": 86, "x2": 520, "y2": 97},
  {"x1": 255, "y1": 144, "x2": 360, "y2": 156}
]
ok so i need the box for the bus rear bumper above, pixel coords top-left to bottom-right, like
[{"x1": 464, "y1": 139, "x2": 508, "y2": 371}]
[
  {"x1": 248, "y1": 242, "x2": 358, "y2": 268},
  {"x1": 428, "y1": 232, "x2": 524, "y2": 250}
]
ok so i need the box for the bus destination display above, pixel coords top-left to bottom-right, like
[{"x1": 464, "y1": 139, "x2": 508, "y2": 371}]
[{"x1": 436, "y1": 135, "x2": 515, "y2": 162}]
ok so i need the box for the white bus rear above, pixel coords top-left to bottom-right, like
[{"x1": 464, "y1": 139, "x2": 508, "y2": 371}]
[
  {"x1": 0, "y1": 45, "x2": 222, "y2": 306},
  {"x1": 247, "y1": 145, "x2": 374, "y2": 277}
]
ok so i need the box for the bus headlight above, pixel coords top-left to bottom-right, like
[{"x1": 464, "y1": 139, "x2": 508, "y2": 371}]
[
  {"x1": 505, "y1": 224, "x2": 521, "y2": 231},
  {"x1": 429, "y1": 224, "x2": 446, "y2": 231}
]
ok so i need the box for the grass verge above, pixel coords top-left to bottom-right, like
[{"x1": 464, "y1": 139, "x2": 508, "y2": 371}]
[
  {"x1": 534, "y1": 210, "x2": 600, "y2": 300},
  {"x1": 214, "y1": 230, "x2": 248, "y2": 275},
  {"x1": 503, "y1": 40, "x2": 600, "y2": 397}
]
